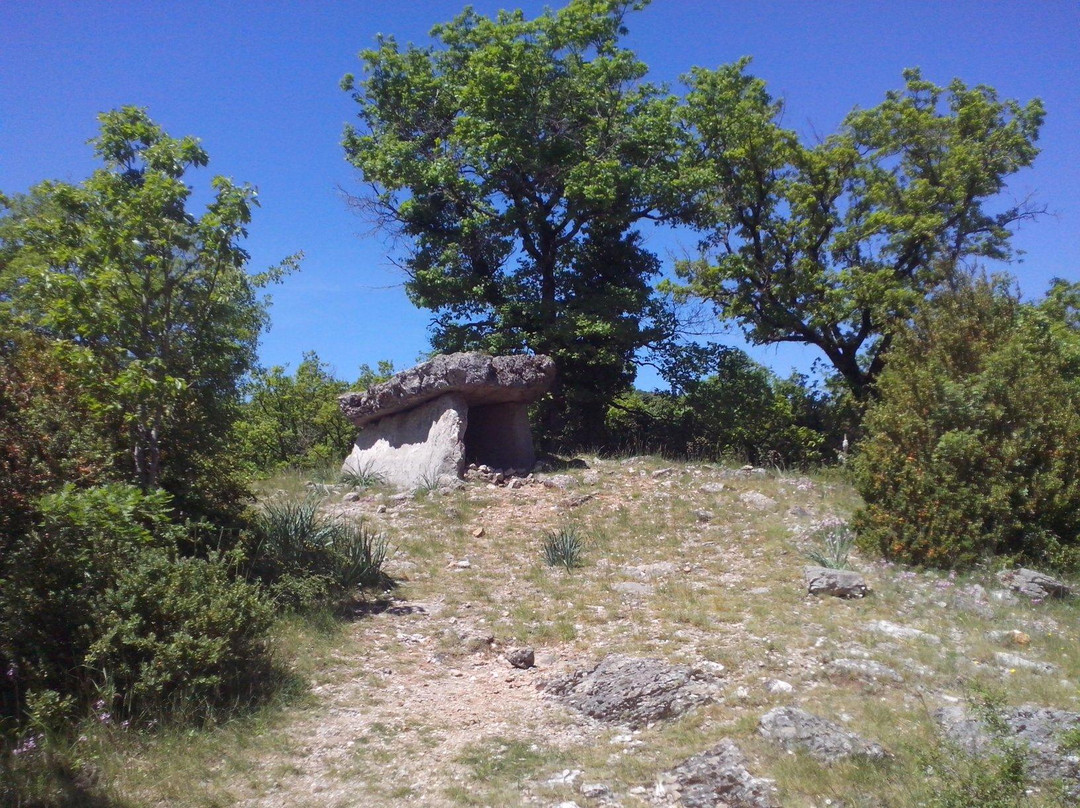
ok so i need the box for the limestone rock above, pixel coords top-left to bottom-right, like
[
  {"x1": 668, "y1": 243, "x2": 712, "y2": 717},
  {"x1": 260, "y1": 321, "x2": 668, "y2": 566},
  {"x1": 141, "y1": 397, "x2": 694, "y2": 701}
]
[
  {"x1": 935, "y1": 704, "x2": 1080, "y2": 798},
  {"x1": 664, "y1": 739, "x2": 779, "y2": 808},
  {"x1": 865, "y1": 620, "x2": 940, "y2": 644},
  {"x1": 996, "y1": 568, "x2": 1072, "y2": 600},
  {"x1": 824, "y1": 658, "x2": 903, "y2": 683},
  {"x1": 545, "y1": 654, "x2": 717, "y2": 728},
  {"x1": 342, "y1": 393, "x2": 467, "y2": 490},
  {"x1": 805, "y1": 566, "x2": 868, "y2": 599},
  {"x1": 740, "y1": 491, "x2": 777, "y2": 510},
  {"x1": 506, "y1": 646, "x2": 535, "y2": 669},
  {"x1": 758, "y1": 706, "x2": 887, "y2": 762},
  {"x1": 339, "y1": 352, "x2": 555, "y2": 427}
]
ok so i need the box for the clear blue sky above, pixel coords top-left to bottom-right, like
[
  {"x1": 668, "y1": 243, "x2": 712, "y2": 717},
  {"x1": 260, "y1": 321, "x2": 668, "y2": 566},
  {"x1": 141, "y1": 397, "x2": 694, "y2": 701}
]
[{"x1": 3, "y1": 1, "x2": 1078, "y2": 389}]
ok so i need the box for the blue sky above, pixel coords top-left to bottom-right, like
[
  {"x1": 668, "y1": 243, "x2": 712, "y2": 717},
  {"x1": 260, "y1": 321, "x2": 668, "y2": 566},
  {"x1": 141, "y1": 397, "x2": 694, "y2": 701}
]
[{"x1": 3, "y1": 0, "x2": 1078, "y2": 390}]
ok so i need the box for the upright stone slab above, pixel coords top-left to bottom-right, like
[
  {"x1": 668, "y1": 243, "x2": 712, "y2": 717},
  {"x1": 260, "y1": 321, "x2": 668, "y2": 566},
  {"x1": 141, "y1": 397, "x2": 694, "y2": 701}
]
[{"x1": 338, "y1": 353, "x2": 555, "y2": 489}]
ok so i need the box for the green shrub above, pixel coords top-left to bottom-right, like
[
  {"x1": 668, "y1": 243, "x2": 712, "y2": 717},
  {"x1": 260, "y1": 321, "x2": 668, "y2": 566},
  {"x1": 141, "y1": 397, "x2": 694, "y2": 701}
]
[
  {"x1": 604, "y1": 348, "x2": 838, "y2": 466},
  {"x1": 0, "y1": 484, "x2": 182, "y2": 707},
  {"x1": 852, "y1": 277, "x2": 1080, "y2": 569},
  {"x1": 87, "y1": 550, "x2": 274, "y2": 720}
]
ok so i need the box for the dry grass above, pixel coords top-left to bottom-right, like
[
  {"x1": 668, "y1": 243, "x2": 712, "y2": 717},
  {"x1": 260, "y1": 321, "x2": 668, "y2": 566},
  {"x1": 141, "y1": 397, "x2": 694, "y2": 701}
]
[{"x1": 89, "y1": 455, "x2": 1080, "y2": 807}]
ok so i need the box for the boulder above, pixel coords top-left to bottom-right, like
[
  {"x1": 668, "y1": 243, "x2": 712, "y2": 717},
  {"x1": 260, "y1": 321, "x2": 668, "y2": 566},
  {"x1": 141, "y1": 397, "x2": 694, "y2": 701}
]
[
  {"x1": 805, "y1": 566, "x2": 869, "y2": 599},
  {"x1": 996, "y1": 568, "x2": 1072, "y2": 600},
  {"x1": 758, "y1": 706, "x2": 888, "y2": 762},
  {"x1": 338, "y1": 353, "x2": 555, "y2": 489},
  {"x1": 664, "y1": 739, "x2": 779, "y2": 808},
  {"x1": 545, "y1": 655, "x2": 717, "y2": 728},
  {"x1": 935, "y1": 704, "x2": 1080, "y2": 798}
]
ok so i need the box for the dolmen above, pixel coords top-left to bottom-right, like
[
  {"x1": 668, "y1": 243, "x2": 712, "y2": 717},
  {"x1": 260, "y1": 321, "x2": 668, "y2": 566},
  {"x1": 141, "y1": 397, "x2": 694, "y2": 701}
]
[{"x1": 338, "y1": 352, "x2": 556, "y2": 489}]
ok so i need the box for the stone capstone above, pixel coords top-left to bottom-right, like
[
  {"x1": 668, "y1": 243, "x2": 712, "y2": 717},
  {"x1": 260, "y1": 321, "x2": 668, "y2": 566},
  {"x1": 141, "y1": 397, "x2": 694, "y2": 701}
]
[
  {"x1": 545, "y1": 654, "x2": 718, "y2": 728},
  {"x1": 758, "y1": 706, "x2": 888, "y2": 762},
  {"x1": 338, "y1": 353, "x2": 555, "y2": 490},
  {"x1": 663, "y1": 739, "x2": 779, "y2": 808},
  {"x1": 339, "y1": 352, "x2": 555, "y2": 427}
]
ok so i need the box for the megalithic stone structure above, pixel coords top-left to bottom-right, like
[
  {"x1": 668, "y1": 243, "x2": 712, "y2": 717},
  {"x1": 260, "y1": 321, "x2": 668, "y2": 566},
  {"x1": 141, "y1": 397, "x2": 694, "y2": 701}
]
[{"x1": 338, "y1": 352, "x2": 556, "y2": 489}]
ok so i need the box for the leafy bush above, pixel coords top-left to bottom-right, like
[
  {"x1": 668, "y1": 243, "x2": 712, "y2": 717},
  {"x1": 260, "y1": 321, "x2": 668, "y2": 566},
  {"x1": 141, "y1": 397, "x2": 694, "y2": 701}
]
[
  {"x1": 0, "y1": 485, "x2": 182, "y2": 709},
  {"x1": 87, "y1": 549, "x2": 274, "y2": 720},
  {"x1": 853, "y1": 277, "x2": 1080, "y2": 569},
  {"x1": 542, "y1": 526, "x2": 586, "y2": 571},
  {"x1": 605, "y1": 348, "x2": 838, "y2": 466}
]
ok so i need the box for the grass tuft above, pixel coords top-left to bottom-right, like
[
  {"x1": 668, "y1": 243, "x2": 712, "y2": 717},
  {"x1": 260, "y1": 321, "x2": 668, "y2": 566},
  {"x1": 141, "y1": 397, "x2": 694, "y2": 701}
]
[{"x1": 541, "y1": 526, "x2": 586, "y2": 571}]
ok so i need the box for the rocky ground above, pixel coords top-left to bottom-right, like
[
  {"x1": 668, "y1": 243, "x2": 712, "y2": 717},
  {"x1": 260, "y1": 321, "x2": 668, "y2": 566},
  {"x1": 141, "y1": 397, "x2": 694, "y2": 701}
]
[{"x1": 113, "y1": 458, "x2": 1080, "y2": 807}]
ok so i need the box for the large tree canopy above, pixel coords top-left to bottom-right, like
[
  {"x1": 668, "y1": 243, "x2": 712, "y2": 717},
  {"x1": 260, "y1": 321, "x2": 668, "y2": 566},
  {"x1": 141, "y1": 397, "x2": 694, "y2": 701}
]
[
  {"x1": 671, "y1": 62, "x2": 1044, "y2": 396},
  {"x1": 0, "y1": 107, "x2": 297, "y2": 515},
  {"x1": 341, "y1": 0, "x2": 686, "y2": 442}
]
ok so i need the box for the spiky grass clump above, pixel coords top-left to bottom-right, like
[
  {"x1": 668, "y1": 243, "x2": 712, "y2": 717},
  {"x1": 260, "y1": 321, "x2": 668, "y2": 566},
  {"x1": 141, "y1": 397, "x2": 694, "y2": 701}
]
[
  {"x1": 542, "y1": 526, "x2": 586, "y2": 571},
  {"x1": 250, "y1": 497, "x2": 392, "y2": 606},
  {"x1": 330, "y1": 520, "x2": 390, "y2": 591},
  {"x1": 805, "y1": 519, "x2": 856, "y2": 569}
]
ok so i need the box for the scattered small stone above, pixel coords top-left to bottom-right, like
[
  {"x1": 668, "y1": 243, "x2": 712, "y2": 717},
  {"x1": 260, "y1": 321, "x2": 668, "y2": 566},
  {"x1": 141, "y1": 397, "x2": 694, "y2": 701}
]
[
  {"x1": 758, "y1": 706, "x2": 888, "y2": 762},
  {"x1": 458, "y1": 630, "x2": 494, "y2": 653},
  {"x1": 740, "y1": 491, "x2": 777, "y2": 510},
  {"x1": 451, "y1": 558, "x2": 471, "y2": 569},
  {"x1": 693, "y1": 509, "x2": 714, "y2": 522},
  {"x1": 579, "y1": 783, "x2": 611, "y2": 799},
  {"x1": 805, "y1": 566, "x2": 869, "y2": 599},
  {"x1": 505, "y1": 646, "x2": 535, "y2": 669},
  {"x1": 582, "y1": 470, "x2": 601, "y2": 485},
  {"x1": 996, "y1": 568, "x2": 1073, "y2": 600},
  {"x1": 865, "y1": 620, "x2": 940, "y2": 644},
  {"x1": 765, "y1": 678, "x2": 795, "y2": 694},
  {"x1": 376, "y1": 504, "x2": 387, "y2": 513},
  {"x1": 651, "y1": 467, "x2": 674, "y2": 478},
  {"x1": 542, "y1": 474, "x2": 574, "y2": 490},
  {"x1": 824, "y1": 658, "x2": 903, "y2": 683},
  {"x1": 986, "y1": 629, "x2": 1031, "y2": 646},
  {"x1": 545, "y1": 769, "x2": 582, "y2": 787},
  {"x1": 472, "y1": 527, "x2": 485, "y2": 538},
  {"x1": 545, "y1": 654, "x2": 718, "y2": 728},
  {"x1": 699, "y1": 482, "x2": 726, "y2": 494},
  {"x1": 342, "y1": 491, "x2": 360, "y2": 502},
  {"x1": 663, "y1": 738, "x2": 779, "y2": 808},
  {"x1": 612, "y1": 581, "x2": 653, "y2": 597},
  {"x1": 993, "y1": 651, "x2": 1058, "y2": 675}
]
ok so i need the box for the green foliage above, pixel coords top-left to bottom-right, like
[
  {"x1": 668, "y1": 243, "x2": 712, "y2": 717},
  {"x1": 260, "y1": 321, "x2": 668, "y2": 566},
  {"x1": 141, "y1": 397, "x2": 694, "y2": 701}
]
[
  {"x1": 248, "y1": 497, "x2": 391, "y2": 608},
  {"x1": 852, "y1": 276, "x2": 1080, "y2": 569},
  {"x1": 342, "y1": 1, "x2": 687, "y2": 444},
  {"x1": 0, "y1": 484, "x2": 275, "y2": 733},
  {"x1": 671, "y1": 62, "x2": 1044, "y2": 396},
  {"x1": 238, "y1": 352, "x2": 354, "y2": 472},
  {"x1": 605, "y1": 348, "x2": 834, "y2": 465},
  {"x1": 0, "y1": 484, "x2": 182, "y2": 708},
  {"x1": 0, "y1": 328, "x2": 111, "y2": 544},
  {"x1": 0, "y1": 107, "x2": 299, "y2": 522},
  {"x1": 541, "y1": 526, "x2": 586, "y2": 571},
  {"x1": 919, "y1": 687, "x2": 1030, "y2": 808},
  {"x1": 87, "y1": 549, "x2": 275, "y2": 720}
]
